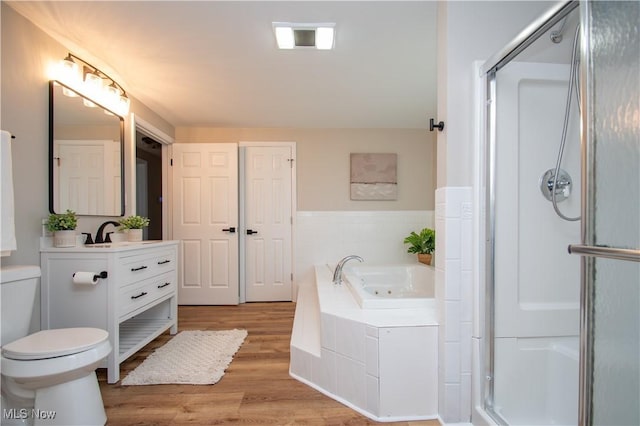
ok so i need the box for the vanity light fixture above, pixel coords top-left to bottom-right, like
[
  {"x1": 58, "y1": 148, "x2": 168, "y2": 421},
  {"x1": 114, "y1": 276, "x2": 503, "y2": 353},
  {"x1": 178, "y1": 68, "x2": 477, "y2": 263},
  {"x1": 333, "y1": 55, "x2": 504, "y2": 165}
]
[
  {"x1": 53, "y1": 53, "x2": 130, "y2": 117},
  {"x1": 273, "y1": 22, "x2": 335, "y2": 50}
]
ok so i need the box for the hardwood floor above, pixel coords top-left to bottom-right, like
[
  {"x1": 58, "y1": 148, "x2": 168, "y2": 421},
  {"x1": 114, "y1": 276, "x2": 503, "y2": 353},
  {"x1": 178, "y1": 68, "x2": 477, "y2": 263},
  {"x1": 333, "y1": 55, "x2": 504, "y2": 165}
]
[{"x1": 98, "y1": 303, "x2": 440, "y2": 425}]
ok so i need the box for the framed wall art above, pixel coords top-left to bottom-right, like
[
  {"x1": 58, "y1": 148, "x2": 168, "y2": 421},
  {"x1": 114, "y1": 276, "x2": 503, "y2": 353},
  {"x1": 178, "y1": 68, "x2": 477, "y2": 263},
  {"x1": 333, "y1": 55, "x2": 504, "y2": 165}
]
[{"x1": 350, "y1": 153, "x2": 397, "y2": 200}]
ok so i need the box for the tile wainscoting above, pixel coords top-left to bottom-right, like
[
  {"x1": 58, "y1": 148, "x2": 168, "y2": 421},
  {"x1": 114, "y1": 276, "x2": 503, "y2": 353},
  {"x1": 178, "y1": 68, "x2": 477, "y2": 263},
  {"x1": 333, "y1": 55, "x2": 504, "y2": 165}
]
[{"x1": 295, "y1": 210, "x2": 434, "y2": 291}]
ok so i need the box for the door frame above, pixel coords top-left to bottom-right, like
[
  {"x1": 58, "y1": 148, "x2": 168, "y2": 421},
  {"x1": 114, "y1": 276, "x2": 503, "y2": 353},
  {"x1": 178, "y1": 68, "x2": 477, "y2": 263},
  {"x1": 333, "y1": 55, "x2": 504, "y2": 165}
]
[
  {"x1": 129, "y1": 114, "x2": 174, "y2": 239},
  {"x1": 238, "y1": 141, "x2": 297, "y2": 303},
  {"x1": 479, "y1": 2, "x2": 580, "y2": 423}
]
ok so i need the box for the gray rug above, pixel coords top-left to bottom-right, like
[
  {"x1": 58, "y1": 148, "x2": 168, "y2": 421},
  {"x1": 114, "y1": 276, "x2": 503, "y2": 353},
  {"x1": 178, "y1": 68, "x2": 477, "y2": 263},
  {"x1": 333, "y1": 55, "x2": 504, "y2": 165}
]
[{"x1": 121, "y1": 329, "x2": 247, "y2": 385}]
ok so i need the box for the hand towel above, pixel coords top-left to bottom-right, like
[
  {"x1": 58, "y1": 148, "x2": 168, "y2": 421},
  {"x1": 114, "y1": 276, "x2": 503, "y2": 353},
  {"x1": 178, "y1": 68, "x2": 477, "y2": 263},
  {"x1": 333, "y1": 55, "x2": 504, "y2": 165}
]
[{"x1": 1, "y1": 130, "x2": 17, "y2": 254}]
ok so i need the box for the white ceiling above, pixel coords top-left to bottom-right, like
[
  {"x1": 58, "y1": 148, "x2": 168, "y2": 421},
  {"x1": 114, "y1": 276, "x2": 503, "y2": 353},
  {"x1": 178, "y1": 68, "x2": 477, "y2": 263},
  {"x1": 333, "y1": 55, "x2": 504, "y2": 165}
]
[{"x1": 9, "y1": 1, "x2": 438, "y2": 130}]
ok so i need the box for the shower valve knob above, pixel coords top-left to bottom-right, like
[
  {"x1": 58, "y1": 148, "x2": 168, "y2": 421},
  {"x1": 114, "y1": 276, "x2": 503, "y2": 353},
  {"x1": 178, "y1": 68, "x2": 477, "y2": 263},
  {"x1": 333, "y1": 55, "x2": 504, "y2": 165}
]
[{"x1": 540, "y1": 168, "x2": 573, "y2": 203}]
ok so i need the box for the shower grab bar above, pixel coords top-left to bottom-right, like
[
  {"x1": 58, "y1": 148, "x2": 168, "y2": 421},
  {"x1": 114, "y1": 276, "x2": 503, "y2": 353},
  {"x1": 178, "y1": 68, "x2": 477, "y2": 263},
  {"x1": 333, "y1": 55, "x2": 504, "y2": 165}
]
[{"x1": 568, "y1": 244, "x2": 640, "y2": 262}]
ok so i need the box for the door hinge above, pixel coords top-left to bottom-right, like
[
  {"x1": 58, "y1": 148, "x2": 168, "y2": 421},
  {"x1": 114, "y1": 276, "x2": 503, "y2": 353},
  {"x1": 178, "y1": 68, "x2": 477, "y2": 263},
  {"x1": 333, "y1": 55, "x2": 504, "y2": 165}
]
[
  {"x1": 287, "y1": 158, "x2": 294, "y2": 168},
  {"x1": 291, "y1": 273, "x2": 294, "y2": 282},
  {"x1": 170, "y1": 158, "x2": 173, "y2": 166}
]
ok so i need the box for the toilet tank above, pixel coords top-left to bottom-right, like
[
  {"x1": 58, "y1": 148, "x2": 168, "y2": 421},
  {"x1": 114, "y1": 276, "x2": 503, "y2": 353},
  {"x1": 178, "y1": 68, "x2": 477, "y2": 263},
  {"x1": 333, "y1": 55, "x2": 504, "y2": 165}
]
[{"x1": 1, "y1": 265, "x2": 40, "y2": 346}]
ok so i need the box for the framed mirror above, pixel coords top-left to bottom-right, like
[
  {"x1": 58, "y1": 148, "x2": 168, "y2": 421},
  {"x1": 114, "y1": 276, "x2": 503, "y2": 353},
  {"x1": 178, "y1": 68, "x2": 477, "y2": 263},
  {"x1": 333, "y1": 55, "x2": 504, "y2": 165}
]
[{"x1": 49, "y1": 80, "x2": 125, "y2": 216}]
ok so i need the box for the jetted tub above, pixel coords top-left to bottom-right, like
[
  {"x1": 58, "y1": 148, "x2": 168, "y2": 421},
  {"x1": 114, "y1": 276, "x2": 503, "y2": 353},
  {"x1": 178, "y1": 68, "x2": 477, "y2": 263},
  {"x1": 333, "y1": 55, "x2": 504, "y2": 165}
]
[
  {"x1": 343, "y1": 264, "x2": 434, "y2": 309},
  {"x1": 289, "y1": 264, "x2": 439, "y2": 422}
]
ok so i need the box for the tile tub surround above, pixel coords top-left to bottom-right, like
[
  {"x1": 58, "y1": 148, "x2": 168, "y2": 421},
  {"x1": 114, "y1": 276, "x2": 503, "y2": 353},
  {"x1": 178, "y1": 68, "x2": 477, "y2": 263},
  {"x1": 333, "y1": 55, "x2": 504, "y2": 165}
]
[
  {"x1": 435, "y1": 187, "x2": 473, "y2": 423},
  {"x1": 295, "y1": 211, "x2": 435, "y2": 293},
  {"x1": 290, "y1": 264, "x2": 439, "y2": 422}
]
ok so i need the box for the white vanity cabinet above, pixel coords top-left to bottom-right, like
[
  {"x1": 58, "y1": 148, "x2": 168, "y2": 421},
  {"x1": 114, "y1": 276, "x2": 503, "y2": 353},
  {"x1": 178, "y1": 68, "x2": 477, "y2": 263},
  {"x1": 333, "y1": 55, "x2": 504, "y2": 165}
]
[{"x1": 40, "y1": 241, "x2": 179, "y2": 383}]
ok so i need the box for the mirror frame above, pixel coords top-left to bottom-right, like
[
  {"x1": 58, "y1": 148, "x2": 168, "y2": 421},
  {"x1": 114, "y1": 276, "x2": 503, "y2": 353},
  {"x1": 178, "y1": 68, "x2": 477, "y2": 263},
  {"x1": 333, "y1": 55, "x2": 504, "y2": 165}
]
[{"x1": 49, "y1": 80, "x2": 125, "y2": 216}]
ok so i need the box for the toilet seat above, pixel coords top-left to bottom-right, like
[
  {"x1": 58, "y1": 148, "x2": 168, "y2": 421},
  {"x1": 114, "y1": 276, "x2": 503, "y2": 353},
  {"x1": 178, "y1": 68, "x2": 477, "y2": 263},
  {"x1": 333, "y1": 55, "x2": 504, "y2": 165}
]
[
  {"x1": 2, "y1": 328, "x2": 108, "y2": 360},
  {"x1": 1, "y1": 339, "x2": 111, "y2": 383}
]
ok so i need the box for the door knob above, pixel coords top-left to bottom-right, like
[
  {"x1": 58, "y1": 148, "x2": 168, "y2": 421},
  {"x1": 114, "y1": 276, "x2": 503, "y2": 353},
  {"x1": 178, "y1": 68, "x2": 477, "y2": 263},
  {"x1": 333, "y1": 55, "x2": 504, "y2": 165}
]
[
  {"x1": 246, "y1": 229, "x2": 258, "y2": 235},
  {"x1": 222, "y1": 227, "x2": 236, "y2": 233}
]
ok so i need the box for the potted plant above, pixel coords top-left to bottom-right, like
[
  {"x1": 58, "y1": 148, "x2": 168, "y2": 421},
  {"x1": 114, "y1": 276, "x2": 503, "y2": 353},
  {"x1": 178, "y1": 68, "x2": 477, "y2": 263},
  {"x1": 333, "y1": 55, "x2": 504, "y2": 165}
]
[
  {"x1": 403, "y1": 227, "x2": 435, "y2": 265},
  {"x1": 47, "y1": 209, "x2": 78, "y2": 247},
  {"x1": 119, "y1": 215, "x2": 150, "y2": 242}
]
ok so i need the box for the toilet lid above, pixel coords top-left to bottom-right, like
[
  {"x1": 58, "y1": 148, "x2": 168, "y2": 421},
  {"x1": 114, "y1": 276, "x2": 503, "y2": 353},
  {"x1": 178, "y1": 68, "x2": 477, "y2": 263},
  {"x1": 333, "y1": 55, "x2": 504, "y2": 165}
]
[{"x1": 1, "y1": 328, "x2": 108, "y2": 360}]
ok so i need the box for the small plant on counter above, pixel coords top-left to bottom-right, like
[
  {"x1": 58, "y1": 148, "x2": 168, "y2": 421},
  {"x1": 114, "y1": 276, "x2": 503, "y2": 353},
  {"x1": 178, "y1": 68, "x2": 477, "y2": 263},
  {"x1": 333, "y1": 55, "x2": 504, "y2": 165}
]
[
  {"x1": 119, "y1": 215, "x2": 150, "y2": 230},
  {"x1": 46, "y1": 209, "x2": 78, "y2": 231}
]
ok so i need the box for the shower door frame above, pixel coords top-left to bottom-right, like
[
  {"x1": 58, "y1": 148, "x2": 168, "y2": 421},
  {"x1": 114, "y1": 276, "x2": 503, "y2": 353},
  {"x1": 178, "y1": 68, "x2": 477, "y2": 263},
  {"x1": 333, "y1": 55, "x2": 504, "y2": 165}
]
[
  {"x1": 480, "y1": 1, "x2": 580, "y2": 424},
  {"x1": 570, "y1": 2, "x2": 640, "y2": 425}
]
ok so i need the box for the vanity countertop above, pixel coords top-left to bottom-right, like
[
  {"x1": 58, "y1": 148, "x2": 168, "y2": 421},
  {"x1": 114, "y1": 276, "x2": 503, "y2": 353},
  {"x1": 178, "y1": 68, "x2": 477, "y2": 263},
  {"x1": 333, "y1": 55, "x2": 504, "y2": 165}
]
[{"x1": 40, "y1": 239, "x2": 178, "y2": 253}]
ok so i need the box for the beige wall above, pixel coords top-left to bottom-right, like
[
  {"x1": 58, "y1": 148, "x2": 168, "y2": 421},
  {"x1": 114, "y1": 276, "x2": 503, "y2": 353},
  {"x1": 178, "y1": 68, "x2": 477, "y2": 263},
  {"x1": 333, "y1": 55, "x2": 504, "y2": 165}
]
[
  {"x1": 436, "y1": 1, "x2": 551, "y2": 187},
  {"x1": 1, "y1": 3, "x2": 173, "y2": 268},
  {"x1": 2, "y1": 2, "x2": 436, "y2": 330},
  {"x1": 54, "y1": 124, "x2": 120, "y2": 141},
  {"x1": 2, "y1": 2, "x2": 436, "y2": 263},
  {"x1": 176, "y1": 127, "x2": 436, "y2": 211}
]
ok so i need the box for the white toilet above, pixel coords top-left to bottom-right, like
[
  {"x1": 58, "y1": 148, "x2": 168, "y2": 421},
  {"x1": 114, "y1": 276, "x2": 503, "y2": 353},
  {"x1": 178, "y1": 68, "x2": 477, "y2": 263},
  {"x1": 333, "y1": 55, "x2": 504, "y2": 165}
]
[{"x1": 1, "y1": 265, "x2": 111, "y2": 426}]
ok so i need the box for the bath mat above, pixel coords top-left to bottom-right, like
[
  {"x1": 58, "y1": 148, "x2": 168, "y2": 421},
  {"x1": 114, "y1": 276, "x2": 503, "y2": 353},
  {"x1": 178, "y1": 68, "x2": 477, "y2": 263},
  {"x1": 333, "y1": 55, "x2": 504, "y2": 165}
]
[{"x1": 121, "y1": 329, "x2": 247, "y2": 385}]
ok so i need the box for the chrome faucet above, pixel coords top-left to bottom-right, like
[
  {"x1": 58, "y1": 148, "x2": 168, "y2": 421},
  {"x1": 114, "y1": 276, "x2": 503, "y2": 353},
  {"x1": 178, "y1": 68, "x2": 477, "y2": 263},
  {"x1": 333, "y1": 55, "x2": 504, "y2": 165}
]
[
  {"x1": 332, "y1": 255, "x2": 364, "y2": 285},
  {"x1": 94, "y1": 221, "x2": 120, "y2": 244}
]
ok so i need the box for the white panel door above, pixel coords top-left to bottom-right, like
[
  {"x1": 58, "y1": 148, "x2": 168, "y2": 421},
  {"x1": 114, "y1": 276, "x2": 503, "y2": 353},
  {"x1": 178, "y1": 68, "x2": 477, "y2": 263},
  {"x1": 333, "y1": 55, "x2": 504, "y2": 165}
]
[
  {"x1": 55, "y1": 140, "x2": 119, "y2": 215},
  {"x1": 245, "y1": 146, "x2": 293, "y2": 302},
  {"x1": 172, "y1": 143, "x2": 239, "y2": 305}
]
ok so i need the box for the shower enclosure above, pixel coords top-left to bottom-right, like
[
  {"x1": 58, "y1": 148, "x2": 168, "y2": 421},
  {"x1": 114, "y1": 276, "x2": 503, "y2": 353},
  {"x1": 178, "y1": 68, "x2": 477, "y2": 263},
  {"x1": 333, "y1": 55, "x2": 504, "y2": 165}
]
[{"x1": 480, "y1": 1, "x2": 639, "y2": 425}]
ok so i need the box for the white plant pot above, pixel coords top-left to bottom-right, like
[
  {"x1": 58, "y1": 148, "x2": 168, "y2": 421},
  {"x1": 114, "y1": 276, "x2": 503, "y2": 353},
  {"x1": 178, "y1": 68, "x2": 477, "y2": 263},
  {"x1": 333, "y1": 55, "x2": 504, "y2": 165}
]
[
  {"x1": 127, "y1": 229, "x2": 143, "y2": 242},
  {"x1": 54, "y1": 230, "x2": 76, "y2": 247}
]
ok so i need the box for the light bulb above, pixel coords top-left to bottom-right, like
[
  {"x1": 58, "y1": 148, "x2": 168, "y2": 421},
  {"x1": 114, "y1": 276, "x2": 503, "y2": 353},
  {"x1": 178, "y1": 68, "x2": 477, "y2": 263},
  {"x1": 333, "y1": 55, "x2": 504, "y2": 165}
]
[
  {"x1": 58, "y1": 55, "x2": 81, "y2": 86},
  {"x1": 62, "y1": 87, "x2": 78, "y2": 98},
  {"x1": 105, "y1": 83, "x2": 120, "y2": 109},
  {"x1": 118, "y1": 95, "x2": 131, "y2": 116},
  {"x1": 84, "y1": 70, "x2": 104, "y2": 106}
]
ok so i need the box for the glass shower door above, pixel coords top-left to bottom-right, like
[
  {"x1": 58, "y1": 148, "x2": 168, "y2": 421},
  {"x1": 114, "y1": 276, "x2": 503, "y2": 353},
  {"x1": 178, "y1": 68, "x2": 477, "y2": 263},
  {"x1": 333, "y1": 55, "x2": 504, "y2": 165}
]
[{"x1": 571, "y1": 2, "x2": 640, "y2": 424}]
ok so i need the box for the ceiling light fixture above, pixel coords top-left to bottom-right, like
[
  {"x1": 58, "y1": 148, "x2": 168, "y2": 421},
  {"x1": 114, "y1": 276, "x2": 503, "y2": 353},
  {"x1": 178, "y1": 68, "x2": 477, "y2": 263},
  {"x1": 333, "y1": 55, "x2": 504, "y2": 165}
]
[
  {"x1": 273, "y1": 22, "x2": 335, "y2": 50},
  {"x1": 53, "y1": 53, "x2": 130, "y2": 117},
  {"x1": 315, "y1": 27, "x2": 335, "y2": 50}
]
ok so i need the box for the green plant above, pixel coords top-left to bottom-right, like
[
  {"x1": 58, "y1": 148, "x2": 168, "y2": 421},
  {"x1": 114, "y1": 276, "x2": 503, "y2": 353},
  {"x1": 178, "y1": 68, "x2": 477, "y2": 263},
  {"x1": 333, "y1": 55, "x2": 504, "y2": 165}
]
[
  {"x1": 403, "y1": 227, "x2": 435, "y2": 255},
  {"x1": 46, "y1": 209, "x2": 78, "y2": 231},
  {"x1": 119, "y1": 215, "x2": 150, "y2": 230}
]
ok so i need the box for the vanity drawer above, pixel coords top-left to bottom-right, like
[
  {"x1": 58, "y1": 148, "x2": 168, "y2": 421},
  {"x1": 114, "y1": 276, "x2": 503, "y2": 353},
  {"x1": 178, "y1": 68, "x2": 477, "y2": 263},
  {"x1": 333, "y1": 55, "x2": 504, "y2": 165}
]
[
  {"x1": 118, "y1": 249, "x2": 176, "y2": 287},
  {"x1": 153, "y1": 277, "x2": 176, "y2": 300},
  {"x1": 119, "y1": 272, "x2": 175, "y2": 316}
]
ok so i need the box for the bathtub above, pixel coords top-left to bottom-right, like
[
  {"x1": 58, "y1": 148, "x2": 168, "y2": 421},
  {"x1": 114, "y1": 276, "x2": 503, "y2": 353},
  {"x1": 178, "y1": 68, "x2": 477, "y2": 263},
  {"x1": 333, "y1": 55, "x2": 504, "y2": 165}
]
[
  {"x1": 342, "y1": 264, "x2": 434, "y2": 309},
  {"x1": 289, "y1": 264, "x2": 438, "y2": 422}
]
